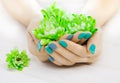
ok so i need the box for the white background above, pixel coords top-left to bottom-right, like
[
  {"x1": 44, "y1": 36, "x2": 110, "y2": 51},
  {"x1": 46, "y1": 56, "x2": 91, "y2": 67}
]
[{"x1": 0, "y1": 0, "x2": 120, "y2": 83}]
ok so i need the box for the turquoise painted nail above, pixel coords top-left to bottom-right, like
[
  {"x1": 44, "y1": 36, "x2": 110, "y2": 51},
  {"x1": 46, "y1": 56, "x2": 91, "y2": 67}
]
[
  {"x1": 89, "y1": 44, "x2": 96, "y2": 54},
  {"x1": 48, "y1": 56, "x2": 54, "y2": 62},
  {"x1": 48, "y1": 43, "x2": 57, "y2": 50},
  {"x1": 59, "y1": 40, "x2": 68, "y2": 48},
  {"x1": 45, "y1": 46, "x2": 53, "y2": 54},
  {"x1": 84, "y1": 33, "x2": 92, "y2": 39},
  {"x1": 66, "y1": 34, "x2": 73, "y2": 40},
  {"x1": 38, "y1": 41, "x2": 42, "y2": 51},
  {"x1": 78, "y1": 33, "x2": 86, "y2": 40}
]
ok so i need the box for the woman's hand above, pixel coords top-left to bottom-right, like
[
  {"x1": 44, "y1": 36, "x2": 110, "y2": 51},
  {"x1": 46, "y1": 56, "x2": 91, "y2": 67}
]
[
  {"x1": 21, "y1": 0, "x2": 119, "y2": 66},
  {"x1": 27, "y1": 18, "x2": 102, "y2": 66},
  {"x1": 3, "y1": 0, "x2": 119, "y2": 66},
  {"x1": 45, "y1": 28, "x2": 102, "y2": 66},
  {"x1": 27, "y1": 18, "x2": 49, "y2": 62},
  {"x1": 27, "y1": 18, "x2": 94, "y2": 65}
]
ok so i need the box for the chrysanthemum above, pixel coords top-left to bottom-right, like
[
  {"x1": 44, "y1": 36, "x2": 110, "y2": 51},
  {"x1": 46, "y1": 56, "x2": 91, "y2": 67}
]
[{"x1": 6, "y1": 49, "x2": 30, "y2": 71}]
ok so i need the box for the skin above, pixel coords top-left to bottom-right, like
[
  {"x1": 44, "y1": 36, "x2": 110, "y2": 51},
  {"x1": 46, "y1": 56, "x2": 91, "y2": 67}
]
[
  {"x1": 27, "y1": 20, "x2": 102, "y2": 66},
  {"x1": 2, "y1": 0, "x2": 42, "y2": 26},
  {"x1": 2, "y1": 0, "x2": 120, "y2": 66}
]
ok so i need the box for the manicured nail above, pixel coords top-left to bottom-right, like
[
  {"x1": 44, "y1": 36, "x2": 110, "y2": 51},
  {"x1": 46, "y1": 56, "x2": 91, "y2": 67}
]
[
  {"x1": 66, "y1": 34, "x2": 73, "y2": 40},
  {"x1": 78, "y1": 33, "x2": 86, "y2": 40},
  {"x1": 45, "y1": 46, "x2": 53, "y2": 54},
  {"x1": 89, "y1": 44, "x2": 96, "y2": 54},
  {"x1": 48, "y1": 43, "x2": 57, "y2": 50},
  {"x1": 38, "y1": 41, "x2": 42, "y2": 51},
  {"x1": 59, "y1": 40, "x2": 68, "y2": 48},
  {"x1": 48, "y1": 56, "x2": 54, "y2": 62},
  {"x1": 84, "y1": 33, "x2": 92, "y2": 39}
]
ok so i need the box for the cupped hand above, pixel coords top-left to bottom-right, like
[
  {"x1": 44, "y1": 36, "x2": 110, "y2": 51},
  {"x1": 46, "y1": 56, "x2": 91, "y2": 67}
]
[
  {"x1": 45, "y1": 28, "x2": 102, "y2": 66},
  {"x1": 27, "y1": 18, "x2": 101, "y2": 66},
  {"x1": 3, "y1": 0, "x2": 119, "y2": 66},
  {"x1": 27, "y1": 18, "x2": 49, "y2": 62}
]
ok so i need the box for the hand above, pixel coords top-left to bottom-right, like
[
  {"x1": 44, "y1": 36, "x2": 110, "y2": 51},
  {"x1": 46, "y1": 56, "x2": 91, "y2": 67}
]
[
  {"x1": 27, "y1": 18, "x2": 49, "y2": 62},
  {"x1": 2, "y1": 0, "x2": 119, "y2": 66},
  {"x1": 45, "y1": 28, "x2": 102, "y2": 66},
  {"x1": 27, "y1": 19, "x2": 101, "y2": 66}
]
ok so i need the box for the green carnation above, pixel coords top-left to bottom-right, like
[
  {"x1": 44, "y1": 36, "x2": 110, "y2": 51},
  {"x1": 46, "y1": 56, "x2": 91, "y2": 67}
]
[
  {"x1": 33, "y1": 3, "x2": 98, "y2": 46},
  {"x1": 6, "y1": 49, "x2": 30, "y2": 71}
]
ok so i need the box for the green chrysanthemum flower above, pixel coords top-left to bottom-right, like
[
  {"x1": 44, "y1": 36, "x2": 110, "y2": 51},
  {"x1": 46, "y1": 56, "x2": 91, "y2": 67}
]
[
  {"x1": 6, "y1": 49, "x2": 30, "y2": 71},
  {"x1": 33, "y1": 3, "x2": 98, "y2": 46}
]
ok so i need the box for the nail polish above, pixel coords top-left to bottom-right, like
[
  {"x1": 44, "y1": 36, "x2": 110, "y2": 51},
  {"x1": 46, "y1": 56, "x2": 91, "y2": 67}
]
[
  {"x1": 48, "y1": 56, "x2": 54, "y2": 62},
  {"x1": 48, "y1": 43, "x2": 57, "y2": 50},
  {"x1": 45, "y1": 46, "x2": 53, "y2": 54},
  {"x1": 38, "y1": 41, "x2": 42, "y2": 51},
  {"x1": 78, "y1": 33, "x2": 86, "y2": 40},
  {"x1": 89, "y1": 44, "x2": 96, "y2": 54},
  {"x1": 84, "y1": 33, "x2": 92, "y2": 39},
  {"x1": 66, "y1": 34, "x2": 73, "y2": 40},
  {"x1": 59, "y1": 40, "x2": 68, "y2": 48}
]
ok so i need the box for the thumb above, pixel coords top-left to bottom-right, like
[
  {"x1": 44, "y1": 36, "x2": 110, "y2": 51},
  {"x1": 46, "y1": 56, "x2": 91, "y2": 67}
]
[{"x1": 87, "y1": 28, "x2": 102, "y2": 56}]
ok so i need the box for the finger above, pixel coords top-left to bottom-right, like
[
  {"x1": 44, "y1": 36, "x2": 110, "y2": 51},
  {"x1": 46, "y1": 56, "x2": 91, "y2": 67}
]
[
  {"x1": 78, "y1": 32, "x2": 92, "y2": 44},
  {"x1": 48, "y1": 56, "x2": 63, "y2": 66},
  {"x1": 59, "y1": 40, "x2": 88, "y2": 58},
  {"x1": 47, "y1": 41, "x2": 95, "y2": 64},
  {"x1": 87, "y1": 28, "x2": 102, "y2": 57},
  {"x1": 76, "y1": 57, "x2": 97, "y2": 63},
  {"x1": 27, "y1": 32, "x2": 49, "y2": 62},
  {"x1": 76, "y1": 57, "x2": 93, "y2": 63},
  {"x1": 71, "y1": 31, "x2": 92, "y2": 44},
  {"x1": 59, "y1": 32, "x2": 86, "y2": 42},
  {"x1": 59, "y1": 31, "x2": 92, "y2": 44},
  {"x1": 59, "y1": 34, "x2": 74, "y2": 40},
  {"x1": 45, "y1": 46, "x2": 75, "y2": 66},
  {"x1": 71, "y1": 31, "x2": 85, "y2": 42},
  {"x1": 46, "y1": 42, "x2": 80, "y2": 63}
]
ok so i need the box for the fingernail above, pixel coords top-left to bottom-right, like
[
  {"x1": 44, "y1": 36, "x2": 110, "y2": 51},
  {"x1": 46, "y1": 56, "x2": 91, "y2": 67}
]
[
  {"x1": 38, "y1": 41, "x2": 42, "y2": 51},
  {"x1": 78, "y1": 33, "x2": 86, "y2": 40},
  {"x1": 59, "y1": 40, "x2": 68, "y2": 48},
  {"x1": 84, "y1": 33, "x2": 92, "y2": 39},
  {"x1": 48, "y1": 43, "x2": 57, "y2": 50},
  {"x1": 66, "y1": 34, "x2": 73, "y2": 40},
  {"x1": 89, "y1": 44, "x2": 96, "y2": 54},
  {"x1": 45, "y1": 46, "x2": 53, "y2": 54},
  {"x1": 48, "y1": 56, "x2": 54, "y2": 62}
]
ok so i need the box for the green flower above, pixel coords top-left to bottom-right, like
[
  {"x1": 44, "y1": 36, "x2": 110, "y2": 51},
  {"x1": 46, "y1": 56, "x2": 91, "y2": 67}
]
[
  {"x1": 33, "y1": 3, "x2": 98, "y2": 46},
  {"x1": 6, "y1": 49, "x2": 30, "y2": 71}
]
